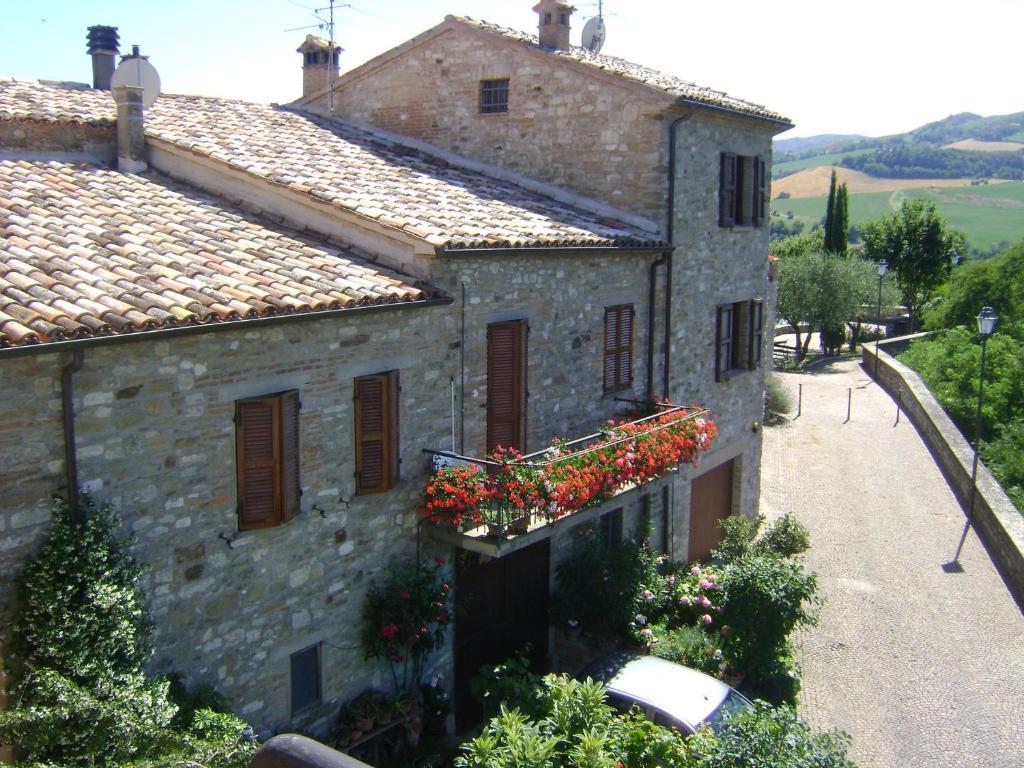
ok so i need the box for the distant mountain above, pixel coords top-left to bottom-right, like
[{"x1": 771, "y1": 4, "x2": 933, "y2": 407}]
[
  {"x1": 774, "y1": 134, "x2": 867, "y2": 154},
  {"x1": 773, "y1": 111, "x2": 1024, "y2": 181}
]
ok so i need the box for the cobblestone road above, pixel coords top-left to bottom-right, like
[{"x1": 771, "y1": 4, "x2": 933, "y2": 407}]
[{"x1": 761, "y1": 358, "x2": 1024, "y2": 768}]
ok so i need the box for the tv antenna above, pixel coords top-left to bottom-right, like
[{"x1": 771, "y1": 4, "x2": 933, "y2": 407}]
[
  {"x1": 285, "y1": 0, "x2": 351, "y2": 112},
  {"x1": 581, "y1": 0, "x2": 607, "y2": 53}
]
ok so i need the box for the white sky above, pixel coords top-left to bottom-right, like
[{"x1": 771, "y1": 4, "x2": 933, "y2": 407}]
[{"x1": 2, "y1": 0, "x2": 1022, "y2": 139}]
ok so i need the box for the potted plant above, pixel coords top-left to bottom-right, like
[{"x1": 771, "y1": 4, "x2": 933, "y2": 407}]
[
  {"x1": 352, "y1": 693, "x2": 378, "y2": 733},
  {"x1": 419, "y1": 678, "x2": 450, "y2": 736}
]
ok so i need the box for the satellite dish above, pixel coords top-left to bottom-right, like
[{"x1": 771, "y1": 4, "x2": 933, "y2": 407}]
[
  {"x1": 110, "y1": 52, "x2": 161, "y2": 109},
  {"x1": 581, "y1": 16, "x2": 607, "y2": 53}
]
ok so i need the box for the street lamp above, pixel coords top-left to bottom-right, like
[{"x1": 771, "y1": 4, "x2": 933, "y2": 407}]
[
  {"x1": 969, "y1": 306, "x2": 999, "y2": 519},
  {"x1": 874, "y1": 260, "x2": 888, "y2": 376}
]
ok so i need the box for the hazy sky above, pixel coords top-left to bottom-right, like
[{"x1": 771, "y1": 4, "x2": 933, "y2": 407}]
[{"x1": 2, "y1": 0, "x2": 1022, "y2": 138}]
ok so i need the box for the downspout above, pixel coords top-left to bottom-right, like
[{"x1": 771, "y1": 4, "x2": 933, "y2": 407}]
[
  {"x1": 651, "y1": 107, "x2": 700, "y2": 403},
  {"x1": 646, "y1": 252, "x2": 668, "y2": 400},
  {"x1": 61, "y1": 350, "x2": 84, "y2": 520}
]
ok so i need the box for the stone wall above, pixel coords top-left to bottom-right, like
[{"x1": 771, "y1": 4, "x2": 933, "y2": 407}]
[
  {"x1": 327, "y1": 25, "x2": 671, "y2": 221},
  {"x1": 0, "y1": 120, "x2": 115, "y2": 162},
  {"x1": 663, "y1": 110, "x2": 778, "y2": 529},
  {"x1": 863, "y1": 339, "x2": 1024, "y2": 606},
  {"x1": 0, "y1": 306, "x2": 456, "y2": 735}
]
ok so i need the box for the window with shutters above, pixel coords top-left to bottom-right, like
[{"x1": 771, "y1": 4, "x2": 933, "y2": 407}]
[
  {"x1": 719, "y1": 153, "x2": 767, "y2": 228},
  {"x1": 487, "y1": 320, "x2": 527, "y2": 454},
  {"x1": 235, "y1": 390, "x2": 301, "y2": 531},
  {"x1": 603, "y1": 304, "x2": 634, "y2": 393},
  {"x1": 354, "y1": 371, "x2": 400, "y2": 494},
  {"x1": 600, "y1": 507, "x2": 624, "y2": 549},
  {"x1": 716, "y1": 299, "x2": 765, "y2": 381}
]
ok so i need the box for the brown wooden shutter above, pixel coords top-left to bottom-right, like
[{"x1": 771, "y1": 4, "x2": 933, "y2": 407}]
[
  {"x1": 236, "y1": 397, "x2": 281, "y2": 530},
  {"x1": 715, "y1": 304, "x2": 733, "y2": 382},
  {"x1": 754, "y1": 157, "x2": 767, "y2": 226},
  {"x1": 604, "y1": 305, "x2": 634, "y2": 392},
  {"x1": 355, "y1": 371, "x2": 398, "y2": 494},
  {"x1": 748, "y1": 300, "x2": 764, "y2": 370},
  {"x1": 280, "y1": 390, "x2": 301, "y2": 521},
  {"x1": 487, "y1": 320, "x2": 526, "y2": 454},
  {"x1": 719, "y1": 153, "x2": 737, "y2": 227}
]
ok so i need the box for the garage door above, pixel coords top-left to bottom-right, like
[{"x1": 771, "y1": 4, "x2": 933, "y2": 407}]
[{"x1": 688, "y1": 459, "x2": 734, "y2": 562}]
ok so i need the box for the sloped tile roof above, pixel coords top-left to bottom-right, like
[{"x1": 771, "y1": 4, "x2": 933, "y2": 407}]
[
  {"x1": 0, "y1": 79, "x2": 663, "y2": 250},
  {"x1": 0, "y1": 159, "x2": 438, "y2": 348},
  {"x1": 452, "y1": 17, "x2": 791, "y2": 125}
]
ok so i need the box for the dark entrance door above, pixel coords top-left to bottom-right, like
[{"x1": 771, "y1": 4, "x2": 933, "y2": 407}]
[
  {"x1": 688, "y1": 459, "x2": 735, "y2": 562},
  {"x1": 453, "y1": 540, "x2": 550, "y2": 731}
]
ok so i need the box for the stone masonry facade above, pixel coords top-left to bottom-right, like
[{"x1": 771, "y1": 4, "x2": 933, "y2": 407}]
[
  {"x1": 1, "y1": 244, "x2": 661, "y2": 734},
  {"x1": 323, "y1": 24, "x2": 671, "y2": 222}
]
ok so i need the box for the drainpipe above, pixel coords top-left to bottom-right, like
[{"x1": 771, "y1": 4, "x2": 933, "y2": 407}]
[
  {"x1": 649, "y1": 107, "x2": 695, "y2": 402},
  {"x1": 113, "y1": 84, "x2": 147, "y2": 173},
  {"x1": 61, "y1": 350, "x2": 84, "y2": 520}
]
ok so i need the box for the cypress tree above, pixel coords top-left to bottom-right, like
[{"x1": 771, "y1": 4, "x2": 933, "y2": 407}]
[
  {"x1": 823, "y1": 168, "x2": 838, "y2": 251},
  {"x1": 831, "y1": 182, "x2": 849, "y2": 255}
]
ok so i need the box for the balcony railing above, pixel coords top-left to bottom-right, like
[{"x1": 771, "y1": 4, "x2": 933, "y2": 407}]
[{"x1": 420, "y1": 403, "x2": 716, "y2": 554}]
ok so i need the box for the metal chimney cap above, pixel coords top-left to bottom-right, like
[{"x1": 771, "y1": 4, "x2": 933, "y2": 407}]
[{"x1": 86, "y1": 25, "x2": 119, "y2": 54}]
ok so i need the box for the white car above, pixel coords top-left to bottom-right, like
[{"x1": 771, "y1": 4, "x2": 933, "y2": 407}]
[{"x1": 583, "y1": 653, "x2": 752, "y2": 735}]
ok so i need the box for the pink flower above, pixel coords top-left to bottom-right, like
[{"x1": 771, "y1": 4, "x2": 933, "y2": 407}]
[
  {"x1": 691, "y1": 566, "x2": 701, "y2": 576},
  {"x1": 434, "y1": 556, "x2": 446, "y2": 565},
  {"x1": 701, "y1": 614, "x2": 713, "y2": 625},
  {"x1": 699, "y1": 579, "x2": 712, "y2": 590},
  {"x1": 680, "y1": 596, "x2": 690, "y2": 606},
  {"x1": 643, "y1": 590, "x2": 655, "y2": 602}
]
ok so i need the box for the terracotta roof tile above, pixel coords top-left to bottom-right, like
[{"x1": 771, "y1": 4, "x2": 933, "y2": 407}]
[
  {"x1": 453, "y1": 17, "x2": 791, "y2": 125},
  {"x1": 0, "y1": 160, "x2": 440, "y2": 348},
  {"x1": 0, "y1": 80, "x2": 662, "y2": 250}
]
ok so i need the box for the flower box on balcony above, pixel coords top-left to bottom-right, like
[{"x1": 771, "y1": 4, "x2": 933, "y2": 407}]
[{"x1": 420, "y1": 404, "x2": 716, "y2": 546}]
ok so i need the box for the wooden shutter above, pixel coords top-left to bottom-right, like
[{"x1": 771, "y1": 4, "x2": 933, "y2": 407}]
[
  {"x1": 280, "y1": 390, "x2": 301, "y2": 521},
  {"x1": 715, "y1": 304, "x2": 733, "y2": 382},
  {"x1": 487, "y1": 320, "x2": 527, "y2": 454},
  {"x1": 236, "y1": 397, "x2": 281, "y2": 530},
  {"x1": 719, "y1": 153, "x2": 737, "y2": 227},
  {"x1": 603, "y1": 305, "x2": 634, "y2": 392},
  {"x1": 355, "y1": 371, "x2": 398, "y2": 494},
  {"x1": 748, "y1": 299, "x2": 764, "y2": 370},
  {"x1": 754, "y1": 157, "x2": 767, "y2": 226}
]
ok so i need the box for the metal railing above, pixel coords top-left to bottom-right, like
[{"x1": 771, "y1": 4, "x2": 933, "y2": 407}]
[{"x1": 423, "y1": 402, "x2": 710, "y2": 539}]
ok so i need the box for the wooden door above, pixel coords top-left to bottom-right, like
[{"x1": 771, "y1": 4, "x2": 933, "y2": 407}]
[
  {"x1": 688, "y1": 459, "x2": 734, "y2": 562},
  {"x1": 487, "y1": 320, "x2": 527, "y2": 454},
  {"x1": 453, "y1": 540, "x2": 550, "y2": 731}
]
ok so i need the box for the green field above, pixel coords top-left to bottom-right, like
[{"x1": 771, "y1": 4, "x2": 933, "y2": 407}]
[
  {"x1": 772, "y1": 148, "x2": 874, "y2": 177},
  {"x1": 771, "y1": 181, "x2": 1024, "y2": 251}
]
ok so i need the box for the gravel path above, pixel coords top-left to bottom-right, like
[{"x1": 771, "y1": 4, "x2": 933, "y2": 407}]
[{"x1": 761, "y1": 357, "x2": 1024, "y2": 768}]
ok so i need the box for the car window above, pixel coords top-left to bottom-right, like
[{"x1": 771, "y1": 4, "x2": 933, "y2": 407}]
[
  {"x1": 705, "y1": 689, "x2": 752, "y2": 732},
  {"x1": 650, "y1": 706, "x2": 693, "y2": 735}
]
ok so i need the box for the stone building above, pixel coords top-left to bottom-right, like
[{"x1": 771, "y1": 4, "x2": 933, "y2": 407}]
[{"x1": 0, "y1": 4, "x2": 790, "y2": 741}]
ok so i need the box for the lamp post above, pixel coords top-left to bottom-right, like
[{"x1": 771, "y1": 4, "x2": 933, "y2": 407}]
[
  {"x1": 874, "y1": 260, "x2": 888, "y2": 376},
  {"x1": 969, "y1": 306, "x2": 998, "y2": 519}
]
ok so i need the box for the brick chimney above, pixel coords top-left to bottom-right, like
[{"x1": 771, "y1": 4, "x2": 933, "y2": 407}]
[
  {"x1": 113, "y1": 85, "x2": 146, "y2": 173},
  {"x1": 297, "y1": 34, "x2": 341, "y2": 101},
  {"x1": 86, "y1": 25, "x2": 119, "y2": 90},
  {"x1": 533, "y1": 0, "x2": 576, "y2": 50}
]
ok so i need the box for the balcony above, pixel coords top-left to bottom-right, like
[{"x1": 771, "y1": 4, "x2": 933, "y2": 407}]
[{"x1": 420, "y1": 403, "x2": 716, "y2": 557}]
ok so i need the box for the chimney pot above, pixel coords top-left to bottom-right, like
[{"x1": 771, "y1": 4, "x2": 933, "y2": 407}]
[
  {"x1": 297, "y1": 34, "x2": 342, "y2": 102},
  {"x1": 113, "y1": 85, "x2": 147, "y2": 174},
  {"x1": 86, "y1": 25, "x2": 120, "y2": 90},
  {"x1": 532, "y1": 0, "x2": 576, "y2": 51}
]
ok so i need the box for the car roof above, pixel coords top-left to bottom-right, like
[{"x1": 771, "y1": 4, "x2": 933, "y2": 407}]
[{"x1": 598, "y1": 655, "x2": 732, "y2": 728}]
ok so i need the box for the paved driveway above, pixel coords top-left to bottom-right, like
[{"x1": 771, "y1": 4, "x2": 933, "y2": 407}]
[{"x1": 761, "y1": 358, "x2": 1024, "y2": 768}]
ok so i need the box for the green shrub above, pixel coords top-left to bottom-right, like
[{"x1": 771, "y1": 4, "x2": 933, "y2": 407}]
[
  {"x1": 712, "y1": 515, "x2": 763, "y2": 563},
  {"x1": 765, "y1": 374, "x2": 793, "y2": 422},
  {"x1": 719, "y1": 556, "x2": 819, "y2": 687},
  {"x1": 689, "y1": 701, "x2": 856, "y2": 768},
  {"x1": 456, "y1": 674, "x2": 691, "y2": 768},
  {"x1": 469, "y1": 653, "x2": 544, "y2": 721},
  {"x1": 651, "y1": 624, "x2": 722, "y2": 675},
  {"x1": 0, "y1": 496, "x2": 256, "y2": 767},
  {"x1": 755, "y1": 514, "x2": 811, "y2": 558}
]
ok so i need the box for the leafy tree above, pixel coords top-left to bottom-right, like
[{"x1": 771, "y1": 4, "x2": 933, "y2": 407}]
[
  {"x1": 860, "y1": 199, "x2": 966, "y2": 329},
  {"x1": 923, "y1": 241, "x2": 1024, "y2": 330}
]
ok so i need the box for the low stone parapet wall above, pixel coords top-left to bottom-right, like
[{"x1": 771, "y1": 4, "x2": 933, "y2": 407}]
[{"x1": 862, "y1": 337, "x2": 1024, "y2": 607}]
